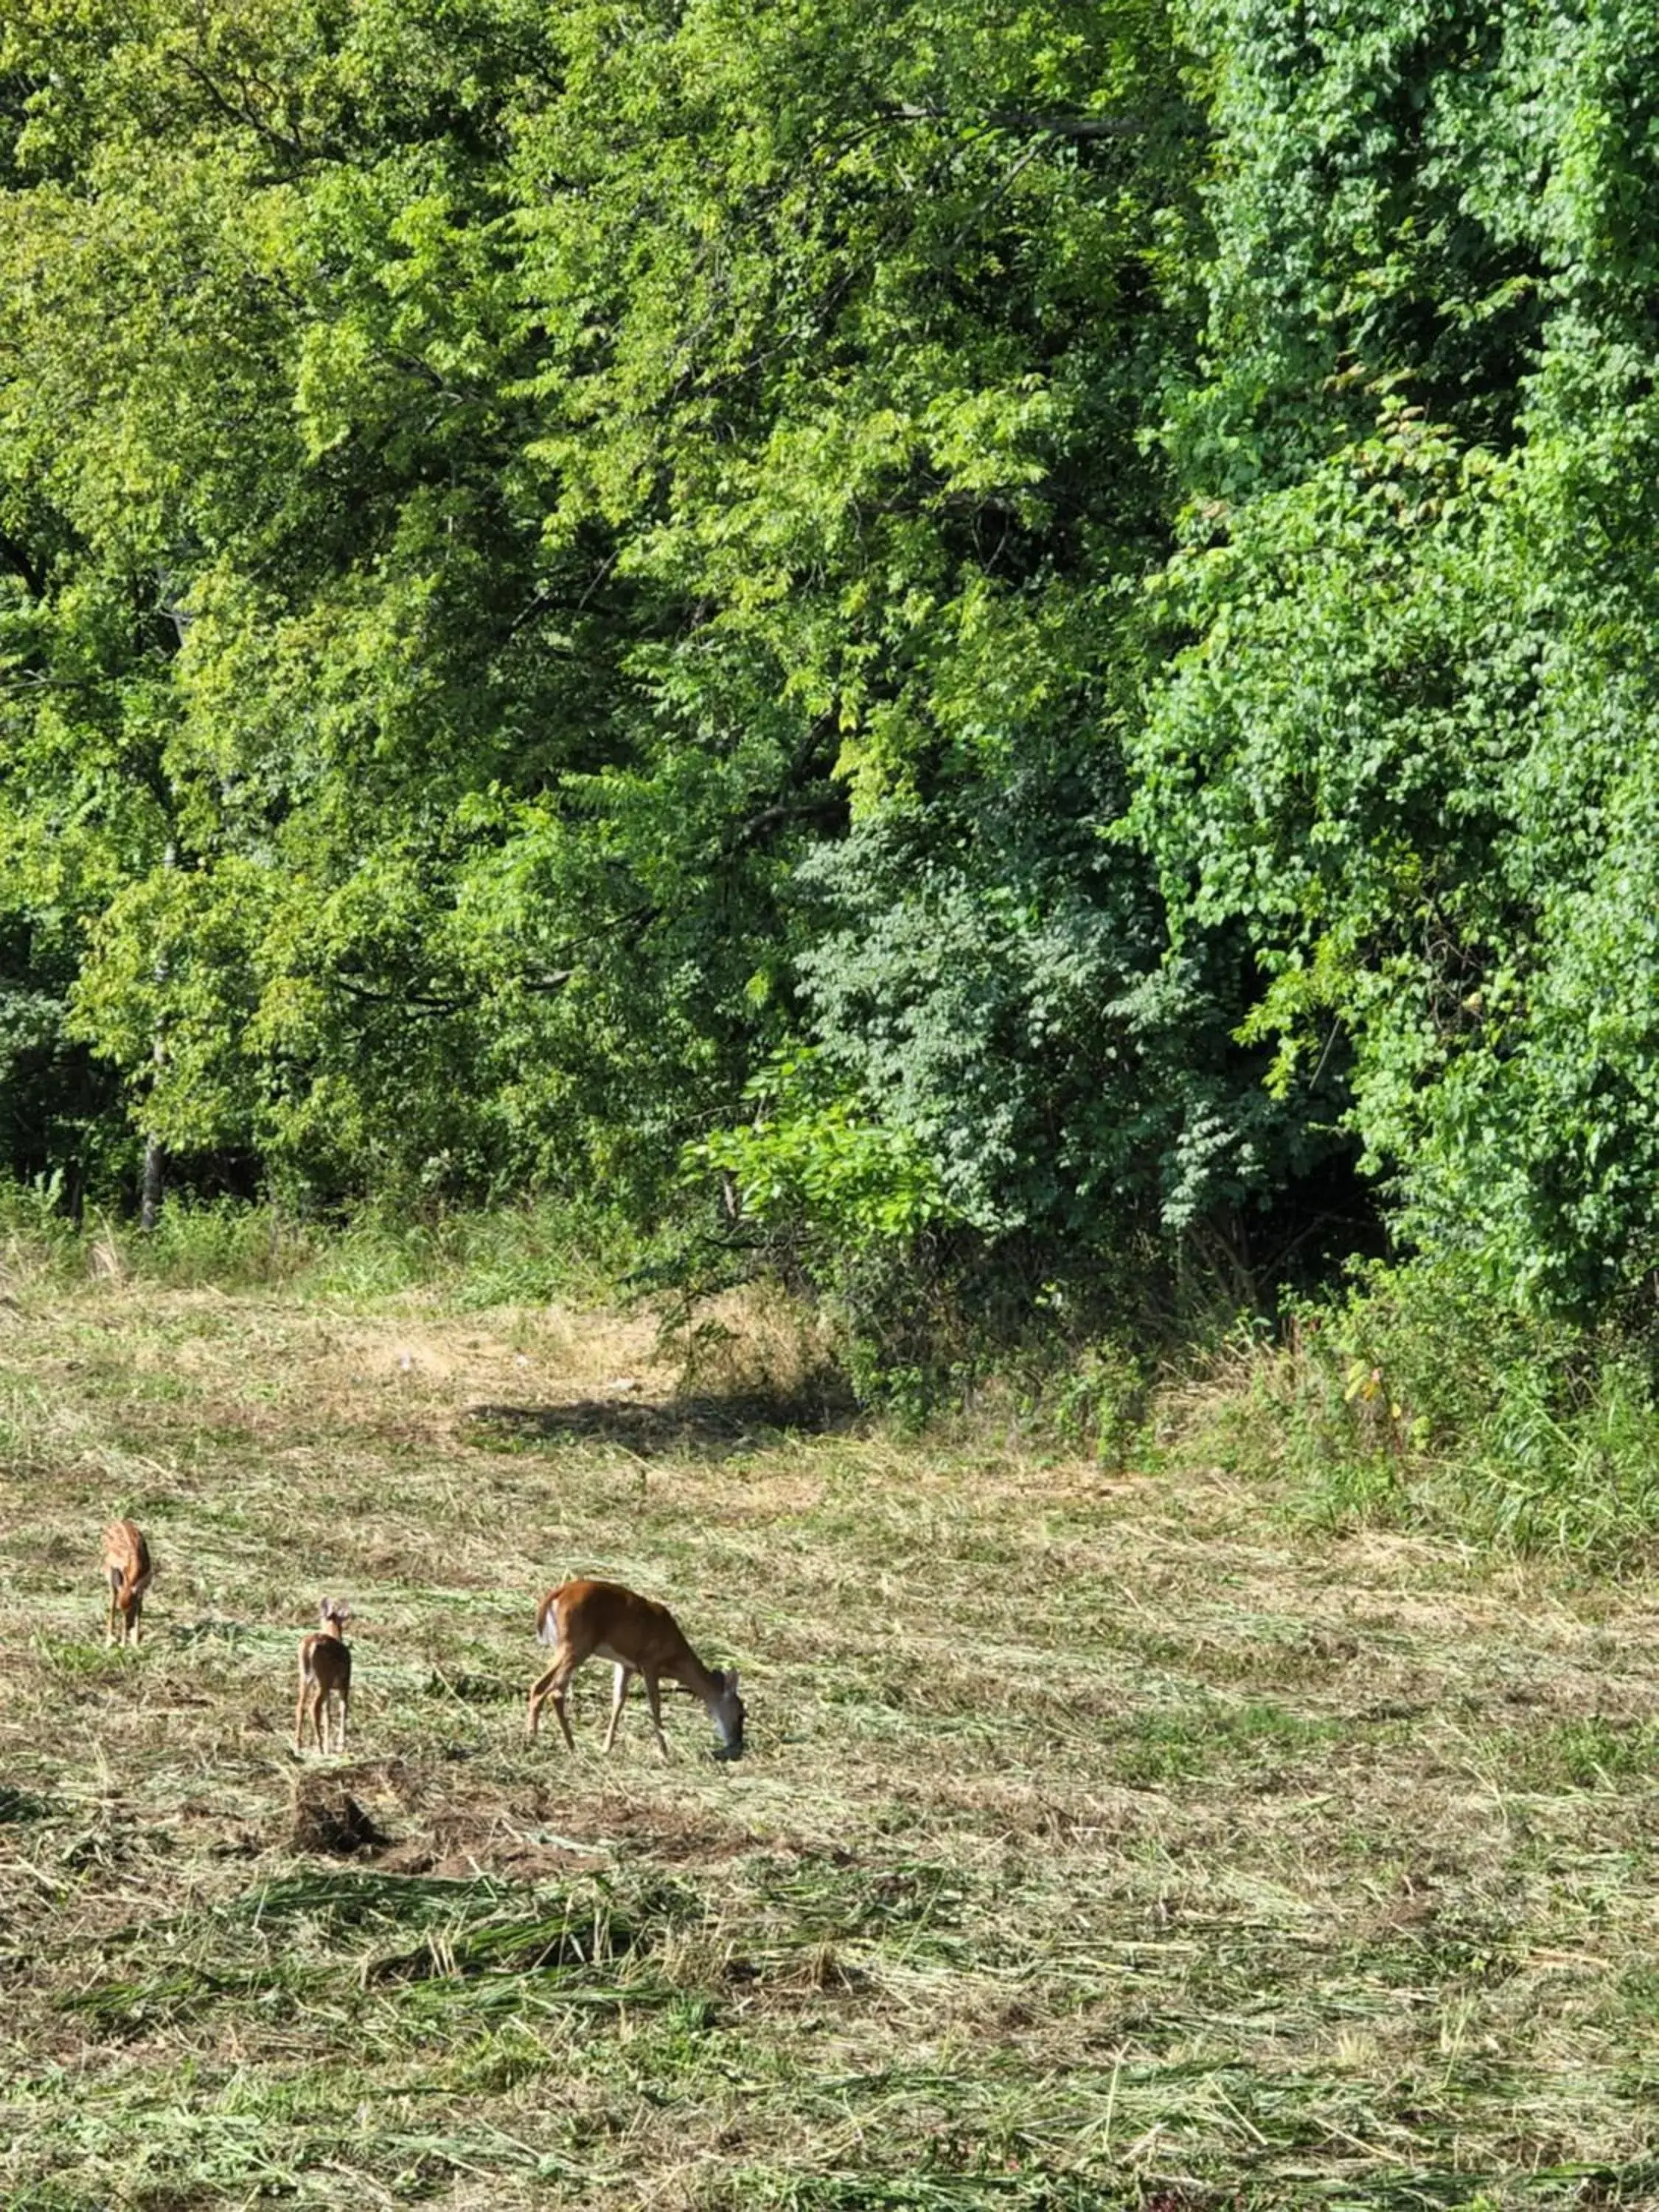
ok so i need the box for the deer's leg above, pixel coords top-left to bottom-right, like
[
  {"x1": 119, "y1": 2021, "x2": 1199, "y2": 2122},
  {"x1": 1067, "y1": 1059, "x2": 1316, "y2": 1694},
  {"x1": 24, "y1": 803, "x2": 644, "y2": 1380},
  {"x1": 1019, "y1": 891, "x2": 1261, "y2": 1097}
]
[
  {"x1": 528, "y1": 1656, "x2": 580, "y2": 1750},
  {"x1": 526, "y1": 1661, "x2": 561, "y2": 1740},
  {"x1": 641, "y1": 1672, "x2": 671, "y2": 1761},
  {"x1": 602, "y1": 1663, "x2": 633, "y2": 1753},
  {"x1": 293, "y1": 1672, "x2": 309, "y2": 1753},
  {"x1": 546, "y1": 1647, "x2": 583, "y2": 1752},
  {"x1": 337, "y1": 1685, "x2": 349, "y2": 1754},
  {"x1": 549, "y1": 1673, "x2": 578, "y2": 1752}
]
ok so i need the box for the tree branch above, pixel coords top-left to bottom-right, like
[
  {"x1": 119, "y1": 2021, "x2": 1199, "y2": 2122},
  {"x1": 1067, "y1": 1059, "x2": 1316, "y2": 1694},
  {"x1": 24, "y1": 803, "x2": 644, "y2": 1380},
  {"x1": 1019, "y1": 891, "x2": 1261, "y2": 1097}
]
[
  {"x1": 332, "y1": 974, "x2": 470, "y2": 1017},
  {"x1": 0, "y1": 531, "x2": 47, "y2": 600},
  {"x1": 173, "y1": 55, "x2": 344, "y2": 165},
  {"x1": 885, "y1": 104, "x2": 1147, "y2": 140}
]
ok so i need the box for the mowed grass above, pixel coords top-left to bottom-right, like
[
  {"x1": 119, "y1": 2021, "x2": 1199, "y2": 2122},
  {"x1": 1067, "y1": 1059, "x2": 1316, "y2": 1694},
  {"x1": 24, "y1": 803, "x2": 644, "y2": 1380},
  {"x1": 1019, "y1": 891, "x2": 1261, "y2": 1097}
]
[{"x1": 3, "y1": 1284, "x2": 1659, "y2": 2208}]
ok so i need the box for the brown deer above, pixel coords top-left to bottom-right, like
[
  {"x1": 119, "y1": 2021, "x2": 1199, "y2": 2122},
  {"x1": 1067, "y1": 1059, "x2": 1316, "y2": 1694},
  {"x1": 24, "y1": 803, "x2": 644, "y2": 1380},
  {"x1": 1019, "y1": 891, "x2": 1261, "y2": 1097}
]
[
  {"x1": 293, "y1": 1599, "x2": 352, "y2": 1753},
  {"x1": 101, "y1": 1520, "x2": 153, "y2": 1646},
  {"x1": 526, "y1": 1579, "x2": 745, "y2": 1761}
]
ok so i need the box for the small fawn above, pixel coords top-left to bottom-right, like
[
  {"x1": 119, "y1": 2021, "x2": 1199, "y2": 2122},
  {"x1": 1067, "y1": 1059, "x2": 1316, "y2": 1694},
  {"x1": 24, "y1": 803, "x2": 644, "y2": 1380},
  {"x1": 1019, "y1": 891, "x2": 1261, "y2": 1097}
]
[
  {"x1": 526, "y1": 1579, "x2": 745, "y2": 1761},
  {"x1": 294, "y1": 1599, "x2": 352, "y2": 1753},
  {"x1": 101, "y1": 1520, "x2": 153, "y2": 1646}
]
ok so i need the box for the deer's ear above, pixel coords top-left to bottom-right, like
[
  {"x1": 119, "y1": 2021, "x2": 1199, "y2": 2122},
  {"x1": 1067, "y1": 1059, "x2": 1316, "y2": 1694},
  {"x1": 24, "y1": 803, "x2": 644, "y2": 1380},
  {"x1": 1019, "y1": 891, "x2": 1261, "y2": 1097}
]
[{"x1": 726, "y1": 1670, "x2": 741, "y2": 1697}]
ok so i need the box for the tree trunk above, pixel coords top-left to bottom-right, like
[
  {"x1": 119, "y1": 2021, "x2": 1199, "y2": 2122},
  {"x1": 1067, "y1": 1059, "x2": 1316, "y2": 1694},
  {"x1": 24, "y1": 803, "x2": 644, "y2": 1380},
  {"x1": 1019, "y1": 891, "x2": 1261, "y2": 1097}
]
[
  {"x1": 141, "y1": 838, "x2": 176, "y2": 1232},
  {"x1": 140, "y1": 1129, "x2": 164, "y2": 1231}
]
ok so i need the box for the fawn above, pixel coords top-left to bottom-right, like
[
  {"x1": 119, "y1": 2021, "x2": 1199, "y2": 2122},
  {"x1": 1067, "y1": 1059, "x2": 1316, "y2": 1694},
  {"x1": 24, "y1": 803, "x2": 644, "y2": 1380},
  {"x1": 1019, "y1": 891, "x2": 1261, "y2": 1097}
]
[
  {"x1": 294, "y1": 1599, "x2": 352, "y2": 1753},
  {"x1": 101, "y1": 1520, "x2": 153, "y2": 1646},
  {"x1": 526, "y1": 1577, "x2": 745, "y2": 1761}
]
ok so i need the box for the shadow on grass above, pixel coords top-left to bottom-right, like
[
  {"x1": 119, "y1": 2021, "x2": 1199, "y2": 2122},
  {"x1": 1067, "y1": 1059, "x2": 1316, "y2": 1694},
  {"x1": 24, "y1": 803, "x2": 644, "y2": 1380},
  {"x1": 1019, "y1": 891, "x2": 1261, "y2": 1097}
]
[{"x1": 467, "y1": 1386, "x2": 859, "y2": 1456}]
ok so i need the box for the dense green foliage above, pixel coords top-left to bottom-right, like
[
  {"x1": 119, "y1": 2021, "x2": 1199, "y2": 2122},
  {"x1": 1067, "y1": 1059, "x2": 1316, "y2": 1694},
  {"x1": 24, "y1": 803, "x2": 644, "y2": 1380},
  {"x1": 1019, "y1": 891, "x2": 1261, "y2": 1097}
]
[{"x1": 5, "y1": 0, "x2": 1659, "y2": 1349}]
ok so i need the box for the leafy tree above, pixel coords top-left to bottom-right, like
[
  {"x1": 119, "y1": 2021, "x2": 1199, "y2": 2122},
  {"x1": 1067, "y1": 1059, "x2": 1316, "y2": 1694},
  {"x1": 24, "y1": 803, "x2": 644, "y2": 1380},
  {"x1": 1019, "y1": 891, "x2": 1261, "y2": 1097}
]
[
  {"x1": 0, "y1": 0, "x2": 1222, "y2": 1246},
  {"x1": 1141, "y1": 0, "x2": 1659, "y2": 1316},
  {"x1": 12, "y1": 0, "x2": 1659, "y2": 1366}
]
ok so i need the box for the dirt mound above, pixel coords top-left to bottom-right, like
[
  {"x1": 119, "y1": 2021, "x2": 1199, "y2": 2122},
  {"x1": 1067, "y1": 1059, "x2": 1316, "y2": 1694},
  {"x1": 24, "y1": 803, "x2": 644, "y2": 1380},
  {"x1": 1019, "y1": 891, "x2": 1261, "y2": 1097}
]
[{"x1": 290, "y1": 1772, "x2": 391, "y2": 1857}]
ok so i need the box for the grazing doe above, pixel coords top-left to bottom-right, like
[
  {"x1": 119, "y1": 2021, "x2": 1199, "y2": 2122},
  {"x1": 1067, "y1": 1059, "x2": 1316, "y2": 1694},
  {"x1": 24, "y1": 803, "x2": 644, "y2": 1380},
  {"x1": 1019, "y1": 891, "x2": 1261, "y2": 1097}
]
[
  {"x1": 294, "y1": 1599, "x2": 352, "y2": 1754},
  {"x1": 101, "y1": 1520, "x2": 153, "y2": 1646},
  {"x1": 526, "y1": 1578, "x2": 745, "y2": 1762}
]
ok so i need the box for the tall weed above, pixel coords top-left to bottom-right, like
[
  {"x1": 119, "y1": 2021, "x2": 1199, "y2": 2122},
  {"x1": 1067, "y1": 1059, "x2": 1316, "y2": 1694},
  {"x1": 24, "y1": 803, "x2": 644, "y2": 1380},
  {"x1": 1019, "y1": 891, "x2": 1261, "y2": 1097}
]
[
  {"x1": 0, "y1": 1184, "x2": 661, "y2": 1310},
  {"x1": 0, "y1": 1173, "x2": 83, "y2": 1288},
  {"x1": 1194, "y1": 1257, "x2": 1659, "y2": 1557}
]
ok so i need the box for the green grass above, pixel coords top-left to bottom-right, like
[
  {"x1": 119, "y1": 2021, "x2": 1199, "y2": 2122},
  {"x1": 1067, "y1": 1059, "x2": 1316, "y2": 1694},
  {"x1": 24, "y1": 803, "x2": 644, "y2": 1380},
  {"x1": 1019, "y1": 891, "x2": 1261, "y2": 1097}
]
[
  {"x1": 4, "y1": 1276, "x2": 1659, "y2": 2207},
  {"x1": 1189, "y1": 1259, "x2": 1659, "y2": 1561},
  {"x1": 0, "y1": 1180, "x2": 673, "y2": 1307}
]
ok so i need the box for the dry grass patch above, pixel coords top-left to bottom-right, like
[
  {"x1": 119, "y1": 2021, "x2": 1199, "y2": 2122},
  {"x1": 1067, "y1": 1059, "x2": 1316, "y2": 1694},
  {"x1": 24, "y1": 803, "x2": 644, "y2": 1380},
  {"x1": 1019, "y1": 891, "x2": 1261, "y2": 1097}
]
[{"x1": 3, "y1": 1282, "x2": 1659, "y2": 2207}]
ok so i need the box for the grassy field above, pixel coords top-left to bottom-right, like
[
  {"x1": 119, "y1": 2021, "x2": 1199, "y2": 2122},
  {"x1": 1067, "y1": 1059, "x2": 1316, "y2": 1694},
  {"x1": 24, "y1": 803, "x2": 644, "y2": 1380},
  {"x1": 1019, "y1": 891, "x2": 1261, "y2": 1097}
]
[{"x1": 3, "y1": 1276, "x2": 1658, "y2": 2209}]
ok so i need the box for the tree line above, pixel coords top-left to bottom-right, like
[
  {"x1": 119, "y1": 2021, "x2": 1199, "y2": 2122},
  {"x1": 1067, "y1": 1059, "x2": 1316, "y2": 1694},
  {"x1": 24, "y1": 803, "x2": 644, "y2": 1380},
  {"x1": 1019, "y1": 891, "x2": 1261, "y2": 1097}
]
[{"x1": 2, "y1": 0, "x2": 1655, "y2": 1340}]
